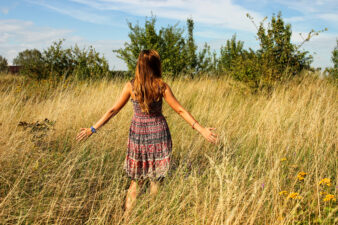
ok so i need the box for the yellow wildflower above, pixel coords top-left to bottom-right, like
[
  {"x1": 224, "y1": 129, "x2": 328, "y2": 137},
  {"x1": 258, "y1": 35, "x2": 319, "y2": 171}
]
[
  {"x1": 298, "y1": 172, "x2": 307, "y2": 176},
  {"x1": 323, "y1": 194, "x2": 336, "y2": 202},
  {"x1": 319, "y1": 178, "x2": 331, "y2": 187},
  {"x1": 297, "y1": 172, "x2": 307, "y2": 181},
  {"x1": 279, "y1": 191, "x2": 288, "y2": 196},
  {"x1": 287, "y1": 192, "x2": 302, "y2": 199},
  {"x1": 320, "y1": 191, "x2": 328, "y2": 195},
  {"x1": 280, "y1": 157, "x2": 287, "y2": 162}
]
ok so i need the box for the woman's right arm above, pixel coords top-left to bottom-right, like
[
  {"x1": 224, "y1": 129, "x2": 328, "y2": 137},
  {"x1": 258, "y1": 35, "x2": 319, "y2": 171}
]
[{"x1": 163, "y1": 82, "x2": 218, "y2": 144}]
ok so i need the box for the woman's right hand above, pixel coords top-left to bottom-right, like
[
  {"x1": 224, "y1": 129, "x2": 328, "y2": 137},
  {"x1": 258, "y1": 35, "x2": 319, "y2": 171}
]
[
  {"x1": 76, "y1": 128, "x2": 93, "y2": 142},
  {"x1": 200, "y1": 127, "x2": 218, "y2": 144}
]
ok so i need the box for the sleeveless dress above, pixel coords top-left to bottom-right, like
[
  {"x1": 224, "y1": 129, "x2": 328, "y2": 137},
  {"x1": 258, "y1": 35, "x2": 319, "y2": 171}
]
[{"x1": 123, "y1": 79, "x2": 172, "y2": 181}]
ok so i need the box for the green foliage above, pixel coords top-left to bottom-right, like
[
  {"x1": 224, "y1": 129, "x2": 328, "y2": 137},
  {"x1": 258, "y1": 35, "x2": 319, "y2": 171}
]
[
  {"x1": 197, "y1": 43, "x2": 218, "y2": 74},
  {"x1": 0, "y1": 55, "x2": 8, "y2": 73},
  {"x1": 114, "y1": 16, "x2": 214, "y2": 77},
  {"x1": 229, "y1": 49, "x2": 262, "y2": 89},
  {"x1": 324, "y1": 39, "x2": 338, "y2": 83},
  {"x1": 114, "y1": 16, "x2": 188, "y2": 77},
  {"x1": 225, "y1": 12, "x2": 324, "y2": 90},
  {"x1": 332, "y1": 39, "x2": 338, "y2": 69},
  {"x1": 43, "y1": 39, "x2": 74, "y2": 79},
  {"x1": 13, "y1": 49, "x2": 45, "y2": 79},
  {"x1": 71, "y1": 45, "x2": 110, "y2": 80},
  {"x1": 218, "y1": 34, "x2": 245, "y2": 71},
  {"x1": 186, "y1": 18, "x2": 198, "y2": 72},
  {"x1": 254, "y1": 12, "x2": 313, "y2": 80},
  {"x1": 13, "y1": 40, "x2": 110, "y2": 81},
  {"x1": 11, "y1": 12, "x2": 329, "y2": 88}
]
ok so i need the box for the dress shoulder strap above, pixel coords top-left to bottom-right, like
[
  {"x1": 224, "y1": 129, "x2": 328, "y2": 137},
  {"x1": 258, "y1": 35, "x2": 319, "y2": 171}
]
[{"x1": 130, "y1": 78, "x2": 135, "y2": 92}]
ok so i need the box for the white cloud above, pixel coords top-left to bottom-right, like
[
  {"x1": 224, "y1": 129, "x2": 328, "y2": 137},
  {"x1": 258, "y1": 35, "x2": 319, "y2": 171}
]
[
  {"x1": 1, "y1": 7, "x2": 9, "y2": 15},
  {"x1": 70, "y1": 0, "x2": 264, "y2": 32},
  {"x1": 0, "y1": 19, "x2": 127, "y2": 69},
  {"x1": 316, "y1": 13, "x2": 338, "y2": 23},
  {"x1": 0, "y1": 19, "x2": 71, "y2": 64},
  {"x1": 301, "y1": 33, "x2": 337, "y2": 68},
  {"x1": 291, "y1": 32, "x2": 337, "y2": 68},
  {"x1": 195, "y1": 30, "x2": 229, "y2": 39},
  {"x1": 273, "y1": 0, "x2": 337, "y2": 14}
]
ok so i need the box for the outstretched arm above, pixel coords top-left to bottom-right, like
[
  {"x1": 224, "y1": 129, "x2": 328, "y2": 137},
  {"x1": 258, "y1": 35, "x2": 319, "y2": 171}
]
[
  {"x1": 76, "y1": 81, "x2": 131, "y2": 142},
  {"x1": 163, "y1": 83, "x2": 218, "y2": 144}
]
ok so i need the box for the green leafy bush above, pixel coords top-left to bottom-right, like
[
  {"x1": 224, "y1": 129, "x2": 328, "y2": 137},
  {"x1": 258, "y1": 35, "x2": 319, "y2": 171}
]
[
  {"x1": 324, "y1": 39, "x2": 338, "y2": 83},
  {"x1": 13, "y1": 40, "x2": 110, "y2": 81},
  {"x1": 114, "y1": 16, "x2": 213, "y2": 78},
  {"x1": 13, "y1": 49, "x2": 45, "y2": 79},
  {"x1": 0, "y1": 55, "x2": 8, "y2": 73},
  {"x1": 224, "y1": 12, "x2": 325, "y2": 91},
  {"x1": 218, "y1": 34, "x2": 245, "y2": 72}
]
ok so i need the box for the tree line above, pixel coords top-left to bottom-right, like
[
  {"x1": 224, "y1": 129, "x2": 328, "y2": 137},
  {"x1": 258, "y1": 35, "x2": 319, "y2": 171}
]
[{"x1": 0, "y1": 11, "x2": 337, "y2": 89}]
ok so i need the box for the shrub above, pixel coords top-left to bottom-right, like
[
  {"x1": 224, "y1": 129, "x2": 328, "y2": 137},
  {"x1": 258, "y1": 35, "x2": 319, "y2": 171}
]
[
  {"x1": 254, "y1": 12, "x2": 314, "y2": 81},
  {"x1": 114, "y1": 16, "x2": 187, "y2": 77},
  {"x1": 13, "y1": 40, "x2": 110, "y2": 81},
  {"x1": 13, "y1": 49, "x2": 45, "y2": 79},
  {"x1": 225, "y1": 12, "x2": 325, "y2": 91},
  {"x1": 324, "y1": 39, "x2": 338, "y2": 84},
  {"x1": 218, "y1": 34, "x2": 245, "y2": 72},
  {"x1": 114, "y1": 16, "x2": 213, "y2": 78},
  {"x1": 0, "y1": 55, "x2": 8, "y2": 73}
]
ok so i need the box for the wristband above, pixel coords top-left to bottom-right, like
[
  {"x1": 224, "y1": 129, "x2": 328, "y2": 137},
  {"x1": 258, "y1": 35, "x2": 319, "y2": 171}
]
[
  {"x1": 192, "y1": 121, "x2": 197, "y2": 129},
  {"x1": 90, "y1": 126, "x2": 97, "y2": 133}
]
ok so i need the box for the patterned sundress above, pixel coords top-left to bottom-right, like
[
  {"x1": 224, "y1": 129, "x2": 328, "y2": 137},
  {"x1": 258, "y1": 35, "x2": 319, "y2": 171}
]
[{"x1": 123, "y1": 79, "x2": 172, "y2": 181}]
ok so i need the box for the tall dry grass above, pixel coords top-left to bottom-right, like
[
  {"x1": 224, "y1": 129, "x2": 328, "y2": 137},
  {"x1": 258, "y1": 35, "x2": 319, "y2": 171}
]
[{"x1": 0, "y1": 73, "x2": 337, "y2": 224}]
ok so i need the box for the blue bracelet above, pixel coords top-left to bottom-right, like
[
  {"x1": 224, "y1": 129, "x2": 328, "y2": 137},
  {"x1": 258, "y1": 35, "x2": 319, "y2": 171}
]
[{"x1": 90, "y1": 126, "x2": 97, "y2": 133}]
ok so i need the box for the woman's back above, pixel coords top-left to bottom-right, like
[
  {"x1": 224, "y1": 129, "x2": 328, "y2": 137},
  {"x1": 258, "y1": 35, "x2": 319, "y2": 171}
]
[{"x1": 130, "y1": 78, "x2": 163, "y2": 117}]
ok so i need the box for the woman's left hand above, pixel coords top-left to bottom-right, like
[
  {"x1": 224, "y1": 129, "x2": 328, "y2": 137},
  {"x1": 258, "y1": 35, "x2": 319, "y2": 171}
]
[
  {"x1": 76, "y1": 128, "x2": 93, "y2": 142},
  {"x1": 201, "y1": 127, "x2": 218, "y2": 144}
]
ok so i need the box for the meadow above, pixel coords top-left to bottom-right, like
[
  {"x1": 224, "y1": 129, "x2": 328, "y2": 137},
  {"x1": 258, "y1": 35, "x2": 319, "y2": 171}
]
[{"x1": 0, "y1": 73, "x2": 337, "y2": 224}]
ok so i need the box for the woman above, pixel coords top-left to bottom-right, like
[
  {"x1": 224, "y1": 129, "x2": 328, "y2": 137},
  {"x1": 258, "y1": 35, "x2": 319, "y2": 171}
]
[{"x1": 76, "y1": 49, "x2": 218, "y2": 217}]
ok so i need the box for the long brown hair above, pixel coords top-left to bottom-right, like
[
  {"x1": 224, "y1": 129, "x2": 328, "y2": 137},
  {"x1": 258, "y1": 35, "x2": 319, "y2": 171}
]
[{"x1": 133, "y1": 49, "x2": 166, "y2": 113}]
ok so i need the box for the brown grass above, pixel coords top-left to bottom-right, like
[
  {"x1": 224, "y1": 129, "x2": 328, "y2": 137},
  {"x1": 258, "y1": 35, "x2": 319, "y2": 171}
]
[{"x1": 0, "y1": 73, "x2": 337, "y2": 224}]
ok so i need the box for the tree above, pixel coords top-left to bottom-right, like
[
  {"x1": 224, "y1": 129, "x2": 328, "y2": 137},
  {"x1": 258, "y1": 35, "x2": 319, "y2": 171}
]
[
  {"x1": 218, "y1": 34, "x2": 244, "y2": 71},
  {"x1": 197, "y1": 43, "x2": 218, "y2": 74},
  {"x1": 228, "y1": 11, "x2": 325, "y2": 90},
  {"x1": 332, "y1": 39, "x2": 338, "y2": 69},
  {"x1": 114, "y1": 15, "x2": 189, "y2": 77},
  {"x1": 325, "y1": 39, "x2": 338, "y2": 82},
  {"x1": 13, "y1": 49, "x2": 45, "y2": 79},
  {"x1": 13, "y1": 39, "x2": 110, "y2": 80},
  {"x1": 252, "y1": 11, "x2": 314, "y2": 82},
  {"x1": 0, "y1": 55, "x2": 8, "y2": 73},
  {"x1": 186, "y1": 18, "x2": 197, "y2": 73},
  {"x1": 71, "y1": 44, "x2": 110, "y2": 80},
  {"x1": 43, "y1": 39, "x2": 74, "y2": 79},
  {"x1": 42, "y1": 39, "x2": 110, "y2": 80}
]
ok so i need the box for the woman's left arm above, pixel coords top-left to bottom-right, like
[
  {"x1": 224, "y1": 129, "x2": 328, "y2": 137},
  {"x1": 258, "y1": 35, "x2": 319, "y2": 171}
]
[{"x1": 76, "y1": 82, "x2": 131, "y2": 142}]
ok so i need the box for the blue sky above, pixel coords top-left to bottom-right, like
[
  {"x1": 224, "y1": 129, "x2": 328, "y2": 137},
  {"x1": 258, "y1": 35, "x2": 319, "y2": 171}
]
[{"x1": 1, "y1": 0, "x2": 337, "y2": 70}]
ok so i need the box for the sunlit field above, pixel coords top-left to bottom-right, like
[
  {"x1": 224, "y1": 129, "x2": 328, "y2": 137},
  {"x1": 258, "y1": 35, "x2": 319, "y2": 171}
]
[{"x1": 0, "y1": 73, "x2": 337, "y2": 224}]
